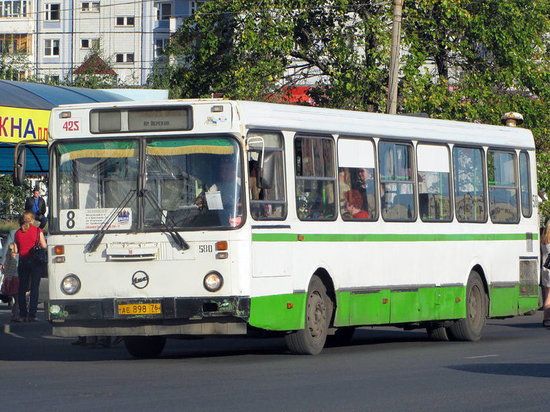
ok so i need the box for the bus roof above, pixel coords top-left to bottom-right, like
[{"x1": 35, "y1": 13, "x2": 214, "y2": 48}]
[{"x1": 51, "y1": 99, "x2": 535, "y2": 150}]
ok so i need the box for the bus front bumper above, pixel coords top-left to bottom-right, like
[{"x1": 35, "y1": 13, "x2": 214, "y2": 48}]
[{"x1": 48, "y1": 296, "x2": 250, "y2": 337}]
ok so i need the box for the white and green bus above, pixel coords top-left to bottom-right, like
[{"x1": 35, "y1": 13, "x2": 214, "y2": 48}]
[{"x1": 15, "y1": 100, "x2": 540, "y2": 357}]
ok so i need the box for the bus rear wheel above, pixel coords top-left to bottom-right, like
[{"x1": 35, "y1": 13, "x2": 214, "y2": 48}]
[
  {"x1": 124, "y1": 336, "x2": 167, "y2": 358},
  {"x1": 285, "y1": 276, "x2": 331, "y2": 355},
  {"x1": 426, "y1": 325, "x2": 449, "y2": 341},
  {"x1": 447, "y1": 272, "x2": 487, "y2": 341}
]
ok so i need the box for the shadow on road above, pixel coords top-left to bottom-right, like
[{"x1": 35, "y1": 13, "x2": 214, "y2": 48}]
[{"x1": 449, "y1": 363, "x2": 550, "y2": 378}]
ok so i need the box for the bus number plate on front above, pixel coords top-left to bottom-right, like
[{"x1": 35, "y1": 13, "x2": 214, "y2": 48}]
[{"x1": 118, "y1": 303, "x2": 161, "y2": 315}]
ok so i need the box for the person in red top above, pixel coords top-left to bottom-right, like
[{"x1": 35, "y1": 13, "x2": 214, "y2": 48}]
[
  {"x1": 343, "y1": 189, "x2": 370, "y2": 219},
  {"x1": 13, "y1": 211, "x2": 47, "y2": 322}
]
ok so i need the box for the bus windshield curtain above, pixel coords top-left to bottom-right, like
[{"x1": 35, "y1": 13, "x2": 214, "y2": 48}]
[{"x1": 146, "y1": 138, "x2": 235, "y2": 156}]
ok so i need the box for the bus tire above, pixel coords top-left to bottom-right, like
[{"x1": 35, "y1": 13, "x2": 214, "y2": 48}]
[
  {"x1": 285, "y1": 276, "x2": 330, "y2": 355},
  {"x1": 124, "y1": 336, "x2": 166, "y2": 358},
  {"x1": 447, "y1": 272, "x2": 487, "y2": 341},
  {"x1": 426, "y1": 325, "x2": 449, "y2": 341}
]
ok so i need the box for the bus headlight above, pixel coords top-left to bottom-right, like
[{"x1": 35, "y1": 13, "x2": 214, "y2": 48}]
[
  {"x1": 61, "y1": 274, "x2": 81, "y2": 295},
  {"x1": 203, "y1": 271, "x2": 223, "y2": 292}
]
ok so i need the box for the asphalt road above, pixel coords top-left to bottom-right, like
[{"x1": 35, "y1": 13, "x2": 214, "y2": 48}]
[{"x1": 1, "y1": 304, "x2": 549, "y2": 411}]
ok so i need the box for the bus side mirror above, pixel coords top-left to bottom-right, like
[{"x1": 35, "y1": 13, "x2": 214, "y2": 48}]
[
  {"x1": 13, "y1": 143, "x2": 26, "y2": 186},
  {"x1": 259, "y1": 152, "x2": 275, "y2": 190}
]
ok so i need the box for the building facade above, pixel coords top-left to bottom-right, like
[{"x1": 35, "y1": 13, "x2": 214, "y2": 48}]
[{"x1": 0, "y1": 0, "x2": 207, "y2": 85}]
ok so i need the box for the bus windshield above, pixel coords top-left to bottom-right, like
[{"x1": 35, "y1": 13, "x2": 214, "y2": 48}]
[{"x1": 53, "y1": 136, "x2": 242, "y2": 232}]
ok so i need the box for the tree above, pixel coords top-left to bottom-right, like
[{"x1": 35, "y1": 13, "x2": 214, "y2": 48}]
[
  {"x1": 151, "y1": 0, "x2": 550, "y2": 218},
  {"x1": 0, "y1": 35, "x2": 32, "y2": 81},
  {"x1": 149, "y1": 0, "x2": 393, "y2": 110},
  {"x1": 0, "y1": 174, "x2": 30, "y2": 218}
]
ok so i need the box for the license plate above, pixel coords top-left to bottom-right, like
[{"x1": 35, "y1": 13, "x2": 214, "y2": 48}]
[{"x1": 118, "y1": 303, "x2": 162, "y2": 315}]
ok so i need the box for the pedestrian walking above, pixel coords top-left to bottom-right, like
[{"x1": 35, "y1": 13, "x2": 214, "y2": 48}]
[{"x1": 13, "y1": 212, "x2": 47, "y2": 322}]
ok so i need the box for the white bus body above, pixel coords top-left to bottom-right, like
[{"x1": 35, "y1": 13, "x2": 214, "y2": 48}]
[{"x1": 42, "y1": 100, "x2": 538, "y2": 356}]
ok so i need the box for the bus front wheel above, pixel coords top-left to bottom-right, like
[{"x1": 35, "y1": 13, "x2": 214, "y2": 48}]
[
  {"x1": 124, "y1": 336, "x2": 167, "y2": 358},
  {"x1": 285, "y1": 276, "x2": 331, "y2": 355},
  {"x1": 447, "y1": 272, "x2": 487, "y2": 341}
]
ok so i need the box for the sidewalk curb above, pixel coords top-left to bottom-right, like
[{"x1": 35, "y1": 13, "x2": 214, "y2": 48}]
[{"x1": 1, "y1": 305, "x2": 52, "y2": 337}]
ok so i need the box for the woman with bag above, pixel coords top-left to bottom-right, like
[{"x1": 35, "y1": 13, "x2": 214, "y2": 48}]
[{"x1": 13, "y1": 212, "x2": 47, "y2": 322}]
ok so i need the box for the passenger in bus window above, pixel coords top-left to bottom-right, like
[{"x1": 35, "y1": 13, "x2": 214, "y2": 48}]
[
  {"x1": 541, "y1": 221, "x2": 550, "y2": 327},
  {"x1": 342, "y1": 190, "x2": 370, "y2": 220},
  {"x1": 352, "y1": 168, "x2": 375, "y2": 216},
  {"x1": 338, "y1": 169, "x2": 351, "y2": 208}
]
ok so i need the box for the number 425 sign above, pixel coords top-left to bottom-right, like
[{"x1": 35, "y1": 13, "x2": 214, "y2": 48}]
[{"x1": 62, "y1": 120, "x2": 80, "y2": 132}]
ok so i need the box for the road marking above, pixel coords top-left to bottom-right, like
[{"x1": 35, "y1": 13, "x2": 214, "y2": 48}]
[{"x1": 465, "y1": 354, "x2": 499, "y2": 359}]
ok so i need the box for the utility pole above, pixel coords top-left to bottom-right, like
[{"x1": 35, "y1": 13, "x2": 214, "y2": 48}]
[{"x1": 387, "y1": 0, "x2": 404, "y2": 115}]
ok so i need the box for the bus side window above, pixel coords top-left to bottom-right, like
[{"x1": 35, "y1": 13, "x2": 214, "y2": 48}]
[
  {"x1": 337, "y1": 137, "x2": 377, "y2": 221},
  {"x1": 379, "y1": 141, "x2": 416, "y2": 221},
  {"x1": 295, "y1": 136, "x2": 336, "y2": 221},
  {"x1": 247, "y1": 131, "x2": 287, "y2": 220},
  {"x1": 453, "y1": 146, "x2": 487, "y2": 223},
  {"x1": 417, "y1": 144, "x2": 452, "y2": 222},
  {"x1": 487, "y1": 149, "x2": 519, "y2": 223},
  {"x1": 519, "y1": 151, "x2": 532, "y2": 218}
]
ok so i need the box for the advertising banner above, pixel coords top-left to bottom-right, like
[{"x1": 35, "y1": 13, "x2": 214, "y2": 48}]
[{"x1": 0, "y1": 106, "x2": 50, "y2": 144}]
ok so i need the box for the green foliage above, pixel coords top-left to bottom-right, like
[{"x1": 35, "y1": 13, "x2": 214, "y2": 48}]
[
  {"x1": 0, "y1": 175, "x2": 30, "y2": 218},
  {"x1": 152, "y1": 0, "x2": 550, "y2": 220},
  {"x1": 0, "y1": 49, "x2": 31, "y2": 81},
  {"x1": 537, "y1": 152, "x2": 550, "y2": 221},
  {"x1": 149, "y1": 0, "x2": 392, "y2": 110}
]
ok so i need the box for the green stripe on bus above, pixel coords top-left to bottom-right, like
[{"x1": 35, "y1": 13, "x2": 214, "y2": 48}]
[
  {"x1": 248, "y1": 284, "x2": 536, "y2": 331},
  {"x1": 252, "y1": 232, "x2": 537, "y2": 242}
]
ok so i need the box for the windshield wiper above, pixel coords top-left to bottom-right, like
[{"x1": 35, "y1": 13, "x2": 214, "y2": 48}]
[
  {"x1": 143, "y1": 190, "x2": 189, "y2": 251},
  {"x1": 84, "y1": 189, "x2": 136, "y2": 253}
]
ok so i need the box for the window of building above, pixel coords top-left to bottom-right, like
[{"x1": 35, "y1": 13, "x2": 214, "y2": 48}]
[
  {"x1": 115, "y1": 53, "x2": 134, "y2": 63},
  {"x1": 295, "y1": 136, "x2": 336, "y2": 221},
  {"x1": 417, "y1": 144, "x2": 452, "y2": 222},
  {"x1": 519, "y1": 151, "x2": 532, "y2": 218},
  {"x1": 190, "y1": 1, "x2": 206, "y2": 14},
  {"x1": 0, "y1": 34, "x2": 29, "y2": 53},
  {"x1": 1, "y1": 0, "x2": 29, "y2": 17},
  {"x1": 488, "y1": 149, "x2": 518, "y2": 223},
  {"x1": 247, "y1": 131, "x2": 286, "y2": 220},
  {"x1": 44, "y1": 39, "x2": 60, "y2": 56},
  {"x1": 45, "y1": 3, "x2": 60, "y2": 21},
  {"x1": 338, "y1": 138, "x2": 377, "y2": 221},
  {"x1": 81, "y1": 39, "x2": 89, "y2": 48},
  {"x1": 116, "y1": 16, "x2": 134, "y2": 26},
  {"x1": 155, "y1": 38, "x2": 169, "y2": 57},
  {"x1": 0, "y1": 38, "x2": 17, "y2": 53},
  {"x1": 81, "y1": 1, "x2": 99, "y2": 12},
  {"x1": 45, "y1": 74, "x2": 59, "y2": 84},
  {"x1": 453, "y1": 146, "x2": 486, "y2": 223},
  {"x1": 156, "y1": 2, "x2": 172, "y2": 20},
  {"x1": 379, "y1": 141, "x2": 415, "y2": 221}
]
